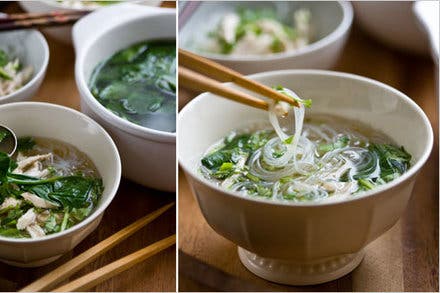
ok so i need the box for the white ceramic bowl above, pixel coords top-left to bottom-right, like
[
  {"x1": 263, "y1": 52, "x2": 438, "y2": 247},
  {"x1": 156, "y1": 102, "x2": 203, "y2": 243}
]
[
  {"x1": 179, "y1": 70, "x2": 433, "y2": 285},
  {"x1": 19, "y1": 0, "x2": 161, "y2": 44},
  {"x1": 74, "y1": 4, "x2": 176, "y2": 191},
  {"x1": 179, "y1": 1, "x2": 353, "y2": 74},
  {"x1": 0, "y1": 102, "x2": 121, "y2": 267},
  {"x1": 0, "y1": 30, "x2": 49, "y2": 104}
]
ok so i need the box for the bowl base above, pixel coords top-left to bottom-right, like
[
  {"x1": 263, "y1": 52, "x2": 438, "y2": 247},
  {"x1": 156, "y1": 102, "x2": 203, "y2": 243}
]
[
  {"x1": 0, "y1": 254, "x2": 63, "y2": 268},
  {"x1": 238, "y1": 247, "x2": 365, "y2": 285}
]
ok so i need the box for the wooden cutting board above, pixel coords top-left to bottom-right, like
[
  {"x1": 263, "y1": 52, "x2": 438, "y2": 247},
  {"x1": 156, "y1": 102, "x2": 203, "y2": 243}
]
[{"x1": 178, "y1": 24, "x2": 439, "y2": 292}]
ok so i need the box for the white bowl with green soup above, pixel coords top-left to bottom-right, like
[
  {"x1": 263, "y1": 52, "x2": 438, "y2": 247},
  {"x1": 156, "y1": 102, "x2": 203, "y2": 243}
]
[
  {"x1": 178, "y1": 70, "x2": 433, "y2": 285},
  {"x1": 0, "y1": 102, "x2": 120, "y2": 267},
  {"x1": 74, "y1": 4, "x2": 176, "y2": 191}
]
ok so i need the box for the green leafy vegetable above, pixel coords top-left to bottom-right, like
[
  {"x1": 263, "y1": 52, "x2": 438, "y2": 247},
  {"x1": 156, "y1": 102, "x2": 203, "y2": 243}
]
[
  {"x1": 89, "y1": 40, "x2": 176, "y2": 132},
  {"x1": 370, "y1": 143, "x2": 411, "y2": 182},
  {"x1": 0, "y1": 50, "x2": 8, "y2": 67},
  {"x1": 17, "y1": 137, "x2": 36, "y2": 151},
  {"x1": 318, "y1": 136, "x2": 349, "y2": 153},
  {"x1": 274, "y1": 85, "x2": 312, "y2": 108}
]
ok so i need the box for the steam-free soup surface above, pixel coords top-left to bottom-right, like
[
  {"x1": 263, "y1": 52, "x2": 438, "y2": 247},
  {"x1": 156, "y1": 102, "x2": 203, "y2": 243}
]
[
  {"x1": 90, "y1": 40, "x2": 176, "y2": 132},
  {"x1": 0, "y1": 137, "x2": 103, "y2": 238}
]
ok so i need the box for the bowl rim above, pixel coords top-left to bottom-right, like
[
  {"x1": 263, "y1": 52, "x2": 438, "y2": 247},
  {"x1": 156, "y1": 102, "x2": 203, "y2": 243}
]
[
  {"x1": 178, "y1": 69, "x2": 434, "y2": 207},
  {"x1": 0, "y1": 101, "x2": 122, "y2": 243},
  {"x1": 0, "y1": 30, "x2": 49, "y2": 103},
  {"x1": 75, "y1": 10, "x2": 176, "y2": 144},
  {"x1": 180, "y1": 1, "x2": 353, "y2": 62}
]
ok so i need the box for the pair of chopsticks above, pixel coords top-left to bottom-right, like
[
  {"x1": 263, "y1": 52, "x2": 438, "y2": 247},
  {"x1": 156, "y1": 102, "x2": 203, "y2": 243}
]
[
  {"x1": 0, "y1": 10, "x2": 88, "y2": 31},
  {"x1": 179, "y1": 49, "x2": 299, "y2": 110},
  {"x1": 19, "y1": 202, "x2": 175, "y2": 292}
]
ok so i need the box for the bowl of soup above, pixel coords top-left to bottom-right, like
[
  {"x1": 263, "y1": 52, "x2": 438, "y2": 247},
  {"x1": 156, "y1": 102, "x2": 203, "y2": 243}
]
[
  {"x1": 179, "y1": 1, "x2": 353, "y2": 74},
  {"x1": 0, "y1": 102, "x2": 120, "y2": 267},
  {"x1": 178, "y1": 70, "x2": 433, "y2": 285},
  {"x1": 74, "y1": 3, "x2": 176, "y2": 191},
  {"x1": 0, "y1": 30, "x2": 49, "y2": 104}
]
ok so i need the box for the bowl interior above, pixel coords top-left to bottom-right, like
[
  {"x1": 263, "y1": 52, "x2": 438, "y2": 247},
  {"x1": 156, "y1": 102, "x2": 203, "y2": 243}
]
[
  {"x1": 0, "y1": 102, "x2": 120, "y2": 240},
  {"x1": 179, "y1": 71, "x2": 432, "y2": 189},
  {"x1": 0, "y1": 30, "x2": 47, "y2": 98},
  {"x1": 81, "y1": 14, "x2": 176, "y2": 87},
  {"x1": 78, "y1": 13, "x2": 176, "y2": 139},
  {"x1": 180, "y1": 1, "x2": 344, "y2": 57}
]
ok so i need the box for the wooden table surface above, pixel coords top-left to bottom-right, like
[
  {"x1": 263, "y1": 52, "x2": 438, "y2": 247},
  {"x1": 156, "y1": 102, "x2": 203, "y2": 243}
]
[
  {"x1": 0, "y1": 2, "x2": 176, "y2": 292},
  {"x1": 178, "y1": 24, "x2": 439, "y2": 292}
]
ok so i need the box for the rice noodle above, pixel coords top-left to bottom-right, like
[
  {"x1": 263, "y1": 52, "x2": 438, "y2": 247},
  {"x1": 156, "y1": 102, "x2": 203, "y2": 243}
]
[{"x1": 200, "y1": 86, "x2": 408, "y2": 202}]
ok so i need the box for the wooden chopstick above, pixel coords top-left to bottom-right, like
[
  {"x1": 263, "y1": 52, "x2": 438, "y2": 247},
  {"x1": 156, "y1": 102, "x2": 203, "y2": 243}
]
[
  {"x1": 19, "y1": 202, "x2": 175, "y2": 292},
  {"x1": 0, "y1": 10, "x2": 88, "y2": 23},
  {"x1": 179, "y1": 49, "x2": 299, "y2": 108},
  {"x1": 52, "y1": 234, "x2": 176, "y2": 292},
  {"x1": 0, "y1": 11, "x2": 87, "y2": 31},
  {"x1": 179, "y1": 66, "x2": 269, "y2": 111}
]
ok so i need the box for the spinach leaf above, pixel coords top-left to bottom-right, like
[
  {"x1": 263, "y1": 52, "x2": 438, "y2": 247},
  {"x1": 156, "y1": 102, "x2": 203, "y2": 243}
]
[
  {"x1": 0, "y1": 227, "x2": 27, "y2": 238},
  {"x1": 369, "y1": 143, "x2": 411, "y2": 182},
  {"x1": 0, "y1": 152, "x2": 11, "y2": 180},
  {"x1": 201, "y1": 150, "x2": 234, "y2": 170}
]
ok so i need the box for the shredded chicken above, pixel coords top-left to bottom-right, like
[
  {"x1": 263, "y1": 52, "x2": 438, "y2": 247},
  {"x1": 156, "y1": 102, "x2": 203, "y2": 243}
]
[
  {"x1": 37, "y1": 210, "x2": 50, "y2": 224},
  {"x1": 220, "y1": 13, "x2": 240, "y2": 44},
  {"x1": 13, "y1": 153, "x2": 52, "y2": 178},
  {"x1": 17, "y1": 208, "x2": 37, "y2": 230},
  {"x1": 21, "y1": 192, "x2": 58, "y2": 209},
  {"x1": 0, "y1": 197, "x2": 21, "y2": 211},
  {"x1": 25, "y1": 223, "x2": 46, "y2": 238}
]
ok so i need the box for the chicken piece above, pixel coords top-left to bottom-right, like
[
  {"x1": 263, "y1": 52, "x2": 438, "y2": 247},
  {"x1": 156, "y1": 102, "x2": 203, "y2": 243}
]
[
  {"x1": 21, "y1": 192, "x2": 58, "y2": 209},
  {"x1": 0, "y1": 197, "x2": 21, "y2": 211},
  {"x1": 37, "y1": 210, "x2": 51, "y2": 223},
  {"x1": 220, "y1": 13, "x2": 240, "y2": 44},
  {"x1": 26, "y1": 224, "x2": 46, "y2": 238},
  {"x1": 17, "y1": 208, "x2": 37, "y2": 230},
  {"x1": 232, "y1": 32, "x2": 274, "y2": 55},
  {"x1": 22, "y1": 161, "x2": 50, "y2": 179},
  {"x1": 273, "y1": 101, "x2": 290, "y2": 118},
  {"x1": 14, "y1": 153, "x2": 52, "y2": 174}
]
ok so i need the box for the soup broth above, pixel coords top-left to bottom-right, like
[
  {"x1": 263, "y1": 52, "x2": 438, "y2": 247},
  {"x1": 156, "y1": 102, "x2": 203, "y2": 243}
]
[
  {"x1": 200, "y1": 115, "x2": 411, "y2": 203},
  {"x1": 89, "y1": 40, "x2": 176, "y2": 132}
]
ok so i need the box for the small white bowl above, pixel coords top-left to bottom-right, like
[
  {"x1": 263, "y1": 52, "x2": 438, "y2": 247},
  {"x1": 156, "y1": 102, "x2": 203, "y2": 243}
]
[
  {"x1": 0, "y1": 102, "x2": 121, "y2": 267},
  {"x1": 179, "y1": 1, "x2": 353, "y2": 74},
  {"x1": 74, "y1": 4, "x2": 176, "y2": 191},
  {"x1": 19, "y1": 0, "x2": 161, "y2": 44},
  {"x1": 0, "y1": 30, "x2": 49, "y2": 104},
  {"x1": 179, "y1": 70, "x2": 433, "y2": 285}
]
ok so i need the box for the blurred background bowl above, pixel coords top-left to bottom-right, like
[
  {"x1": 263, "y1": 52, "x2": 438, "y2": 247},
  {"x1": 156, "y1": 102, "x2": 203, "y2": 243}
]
[
  {"x1": 0, "y1": 102, "x2": 121, "y2": 267},
  {"x1": 179, "y1": 1, "x2": 353, "y2": 74},
  {"x1": 0, "y1": 30, "x2": 49, "y2": 104}
]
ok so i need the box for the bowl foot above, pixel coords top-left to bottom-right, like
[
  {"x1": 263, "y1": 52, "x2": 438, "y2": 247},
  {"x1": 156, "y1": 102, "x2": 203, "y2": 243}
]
[
  {"x1": 0, "y1": 254, "x2": 63, "y2": 267},
  {"x1": 238, "y1": 247, "x2": 365, "y2": 285}
]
